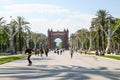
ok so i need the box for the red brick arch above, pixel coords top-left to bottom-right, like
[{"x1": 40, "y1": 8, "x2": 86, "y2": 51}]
[{"x1": 48, "y1": 29, "x2": 69, "y2": 50}]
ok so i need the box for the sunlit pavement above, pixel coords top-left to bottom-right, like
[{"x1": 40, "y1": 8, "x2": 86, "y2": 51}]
[{"x1": 0, "y1": 51, "x2": 120, "y2": 80}]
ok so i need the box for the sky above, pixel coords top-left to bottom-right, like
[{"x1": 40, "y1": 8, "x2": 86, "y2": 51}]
[{"x1": 0, "y1": 0, "x2": 120, "y2": 36}]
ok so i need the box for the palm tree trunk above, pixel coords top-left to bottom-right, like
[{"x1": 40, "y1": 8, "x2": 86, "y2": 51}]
[
  {"x1": 105, "y1": 36, "x2": 110, "y2": 53},
  {"x1": 103, "y1": 31, "x2": 106, "y2": 50},
  {"x1": 88, "y1": 38, "x2": 92, "y2": 51},
  {"x1": 19, "y1": 33, "x2": 22, "y2": 53},
  {"x1": 98, "y1": 27, "x2": 101, "y2": 51},
  {"x1": 34, "y1": 41, "x2": 37, "y2": 49},
  {"x1": 9, "y1": 38, "x2": 15, "y2": 54},
  {"x1": 14, "y1": 34, "x2": 17, "y2": 54}
]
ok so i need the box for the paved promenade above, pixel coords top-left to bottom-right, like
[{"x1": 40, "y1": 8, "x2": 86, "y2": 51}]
[{"x1": 0, "y1": 51, "x2": 120, "y2": 80}]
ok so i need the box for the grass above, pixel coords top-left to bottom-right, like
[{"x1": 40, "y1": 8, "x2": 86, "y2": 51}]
[
  {"x1": 102, "y1": 55, "x2": 120, "y2": 60},
  {"x1": 83, "y1": 51, "x2": 120, "y2": 60},
  {"x1": 86, "y1": 52, "x2": 95, "y2": 55},
  {"x1": 85, "y1": 51, "x2": 95, "y2": 55},
  {"x1": 0, "y1": 52, "x2": 7, "y2": 55},
  {"x1": 0, "y1": 55, "x2": 26, "y2": 65}
]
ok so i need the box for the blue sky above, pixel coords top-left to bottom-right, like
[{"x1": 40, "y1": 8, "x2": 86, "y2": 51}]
[{"x1": 0, "y1": 0, "x2": 120, "y2": 36}]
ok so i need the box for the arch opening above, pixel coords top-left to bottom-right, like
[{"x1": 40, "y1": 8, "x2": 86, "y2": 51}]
[{"x1": 54, "y1": 38, "x2": 62, "y2": 49}]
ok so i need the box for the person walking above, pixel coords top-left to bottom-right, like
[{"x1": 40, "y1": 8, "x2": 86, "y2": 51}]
[
  {"x1": 70, "y1": 48, "x2": 74, "y2": 59},
  {"x1": 45, "y1": 48, "x2": 49, "y2": 57},
  {"x1": 94, "y1": 50, "x2": 99, "y2": 60},
  {"x1": 40, "y1": 48, "x2": 44, "y2": 57},
  {"x1": 25, "y1": 47, "x2": 33, "y2": 66}
]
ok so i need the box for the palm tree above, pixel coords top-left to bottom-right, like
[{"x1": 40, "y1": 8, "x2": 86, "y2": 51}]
[
  {"x1": 104, "y1": 18, "x2": 120, "y2": 53},
  {"x1": 91, "y1": 9, "x2": 112, "y2": 51},
  {"x1": 23, "y1": 29, "x2": 31, "y2": 48},
  {"x1": 76, "y1": 29, "x2": 87, "y2": 50},
  {"x1": 31, "y1": 32, "x2": 40, "y2": 49},
  {"x1": 113, "y1": 28, "x2": 120, "y2": 54},
  {"x1": 91, "y1": 18, "x2": 101, "y2": 51},
  {"x1": 96, "y1": 10, "x2": 109, "y2": 50},
  {"x1": 0, "y1": 17, "x2": 5, "y2": 52},
  {"x1": 0, "y1": 18, "x2": 9, "y2": 52},
  {"x1": 13, "y1": 16, "x2": 30, "y2": 53},
  {"x1": 91, "y1": 9, "x2": 120, "y2": 54},
  {"x1": 0, "y1": 16, "x2": 30, "y2": 54},
  {"x1": 69, "y1": 33, "x2": 76, "y2": 49},
  {"x1": 84, "y1": 29, "x2": 96, "y2": 51}
]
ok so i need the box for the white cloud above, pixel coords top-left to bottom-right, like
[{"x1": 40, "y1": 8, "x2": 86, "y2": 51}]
[
  {"x1": 1, "y1": 0, "x2": 12, "y2": 2},
  {"x1": 4, "y1": 4, "x2": 69, "y2": 14},
  {"x1": 28, "y1": 12, "x2": 95, "y2": 36},
  {"x1": 69, "y1": 12, "x2": 95, "y2": 22},
  {"x1": 0, "y1": 3, "x2": 95, "y2": 35},
  {"x1": 3, "y1": 0, "x2": 12, "y2": 1},
  {"x1": 1, "y1": 0, "x2": 13, "y2": 5}
]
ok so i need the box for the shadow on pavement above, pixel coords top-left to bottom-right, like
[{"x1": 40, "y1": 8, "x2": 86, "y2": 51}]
[{"x1": 0, "y1": 65, "x2": 120, "y2": 80}]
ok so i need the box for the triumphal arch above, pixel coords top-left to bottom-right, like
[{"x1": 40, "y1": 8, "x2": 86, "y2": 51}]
[{"x1": 48, "y1": 29, "x2": 69, "y2": 50}]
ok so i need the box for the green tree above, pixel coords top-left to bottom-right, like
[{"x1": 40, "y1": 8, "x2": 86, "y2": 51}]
[
  {"x1": 91, "y1": 9, "x2": 112, "y2": 51},
  {"x1": 14, "y1": 16, "x2": 30, "y2": 53}
]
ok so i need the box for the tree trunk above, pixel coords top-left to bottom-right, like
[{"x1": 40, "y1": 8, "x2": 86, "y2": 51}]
[
  {"x1": 9, "y1": 38, "x2": 15, "y2": 54},
  {"x1": 34, "y1": 42, "x2": 37, "y2": 49},
  {"x1": 81, "y1": 42, "x2": 84, "y2": 50},
  {"x1": 14, "y1": 34, "x2": 17, "y2": 54},
  {"x1": 105, "y1": 36, "x2": 110, "y2": 53},
  {"x1": 103, "y1": 31, "x2": 106, "y2": 50},
  {"x1": 27, "y1": 40, "x2": 29, "y2": 48},
  {"x1": 88, "y1": 39, "x2": 92, "y2": 51},
  {"x1": 98, "y1": 27, "x2": 101, "y2": 51},
  {"x1": 19, "y1": 33, "x2": 23, "y2": 53}
]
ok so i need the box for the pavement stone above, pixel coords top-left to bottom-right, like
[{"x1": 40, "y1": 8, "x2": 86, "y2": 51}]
[{"x1": 0, "y1": 51, "x2": 120, "y2": 80}]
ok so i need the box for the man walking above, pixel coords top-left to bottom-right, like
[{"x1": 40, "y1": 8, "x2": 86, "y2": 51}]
[
  {"x1": 45, "y1": 48, "x2": 49, "y2": 57},
  {"x1": 25, "y1": 47, "x2": 33, "y2": 66}
]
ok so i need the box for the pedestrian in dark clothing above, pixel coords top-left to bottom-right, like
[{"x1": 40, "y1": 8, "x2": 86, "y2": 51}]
[
  {"x1": 25, "y1": 47, "x2": 33, "y2": 66},
  {"x1": 94, "y1": 50, "x2": 99, "y2": 60},
  {"x1": 95, "y1": 50, "x2": 99, "y2": 56},
  {"x1": 60, "y1": 49, "x2": 63, "y2": 55},
  {"x1": 45, "y1": 48, "x2": 49, "y2": 57},
  {"x1": 70, "y1": 48, "x2": 74, "y2": 59},
  {"x1": 40, "y1": 48, "x2": 44, "y2": 57},
  {"x1": 57, "y1": 48, "x2": 59, "y2": 55}
]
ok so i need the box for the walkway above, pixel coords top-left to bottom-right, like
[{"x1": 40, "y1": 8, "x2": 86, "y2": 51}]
[{"x1": 0, "y1": 51, "x2": 120, "y2": 80}]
